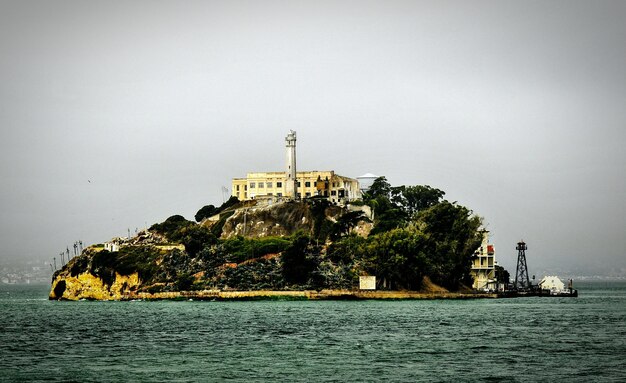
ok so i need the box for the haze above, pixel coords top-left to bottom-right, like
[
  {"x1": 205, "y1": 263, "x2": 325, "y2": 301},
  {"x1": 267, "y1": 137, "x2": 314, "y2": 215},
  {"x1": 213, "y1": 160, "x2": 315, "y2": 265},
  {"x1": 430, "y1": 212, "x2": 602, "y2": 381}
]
[{"x1": 1, "y1": 0, "x2": 625, "y2": 277}]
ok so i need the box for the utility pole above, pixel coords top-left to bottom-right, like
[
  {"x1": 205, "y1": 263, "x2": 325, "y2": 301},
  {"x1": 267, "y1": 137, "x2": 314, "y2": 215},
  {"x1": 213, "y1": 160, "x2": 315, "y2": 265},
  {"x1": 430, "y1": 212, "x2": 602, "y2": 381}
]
[
  {"x1": 53, "y1": 257, "x2": 57, "y2": 270},
  {"x1": 242, "y1": 208, "x2": 247, "y2": 236}
]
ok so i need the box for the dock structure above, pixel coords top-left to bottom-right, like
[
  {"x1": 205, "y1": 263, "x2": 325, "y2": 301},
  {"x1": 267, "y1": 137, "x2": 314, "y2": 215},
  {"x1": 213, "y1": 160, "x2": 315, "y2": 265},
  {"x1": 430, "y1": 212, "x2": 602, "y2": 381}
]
[{"x1": 504, "y1": 240, "x2": 577, "y2": 298}]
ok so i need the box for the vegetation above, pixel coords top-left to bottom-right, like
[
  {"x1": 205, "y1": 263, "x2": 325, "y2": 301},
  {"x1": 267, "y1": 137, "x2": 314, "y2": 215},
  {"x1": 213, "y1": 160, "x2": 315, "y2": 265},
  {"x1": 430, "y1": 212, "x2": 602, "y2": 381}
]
[
  {"x1": 64, "y1": 179, "x2": 499, "y2": 293},
  {"x1": 90, "y1": 246, "x2": 161, "y2": 285},
  {"x1": 195, "y1": 196, "x2": 240, "y2": 222},
  {"x1": 495, "y1": 265, "x2": 510, "y2": 285}
]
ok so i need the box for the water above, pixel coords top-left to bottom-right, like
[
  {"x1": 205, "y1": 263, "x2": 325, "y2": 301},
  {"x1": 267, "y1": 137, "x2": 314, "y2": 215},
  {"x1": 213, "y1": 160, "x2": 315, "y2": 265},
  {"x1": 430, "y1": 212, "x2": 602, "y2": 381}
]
[{"x1": 1, "y1": 282, "x2": 625, "y2": 382}]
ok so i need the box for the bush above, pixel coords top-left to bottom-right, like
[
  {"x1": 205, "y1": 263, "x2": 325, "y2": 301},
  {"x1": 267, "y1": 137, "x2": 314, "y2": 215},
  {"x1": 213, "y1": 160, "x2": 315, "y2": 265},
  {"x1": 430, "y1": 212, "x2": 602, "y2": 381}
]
[
  {"x1": 177, "y1": 225, "x2": 217, "y2": 256},
  {"x1": 150, "y1": 215, "x2": 194, "y2": 241},
  {"x1": 174, "y1": 272, "x2": 194, "y2": 291},
  {"x1": 222, "y1": 236, "x2": 291, "y2": 263},
  {"x1": 89, "y1": 247, "x2": 160, "y2": 285}
]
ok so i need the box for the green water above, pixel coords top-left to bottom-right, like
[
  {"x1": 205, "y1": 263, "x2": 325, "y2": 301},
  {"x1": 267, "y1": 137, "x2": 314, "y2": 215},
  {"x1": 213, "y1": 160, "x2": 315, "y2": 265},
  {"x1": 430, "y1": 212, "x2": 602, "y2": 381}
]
[{"x1": 1, "y1": 282, "x2": 625, "y2": 382}]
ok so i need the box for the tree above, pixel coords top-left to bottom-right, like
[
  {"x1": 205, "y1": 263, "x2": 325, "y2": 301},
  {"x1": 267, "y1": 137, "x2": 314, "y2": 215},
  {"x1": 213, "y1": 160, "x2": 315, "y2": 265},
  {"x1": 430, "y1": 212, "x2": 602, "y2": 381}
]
[
  {"x1": 397, "y1": 185, "x2": 445, "y2": 217},
  {"x1": 150, "y1": 215, "x2": 193, "y2": 241},
  {"x1": 177, "y1": 225, "x2": 218, "y2": 257},
  {"x1": 281, "y1": 233, "x2": 319, "y2": 285},
  {"x1": 495, "y1": 265, "x2": 510, "y2": 285},
  {"x1": 360, "y1": 226, "x2": 429, "y2": 290},
  {"x1": 195, "y1": 205, "x2": 217, "y2": 222},
  {"x1": 363, "y1": 177, "x2": 408, "y2": 235},
  {"x1": 363, "y1": 176, "x2": 392, "y2": 201},
  {"x1": 330, "y1": 210, "x2": 369, "y2": 240},
  {"x1": 195, "y1": 196, "x2": 240, "y2": 223},
  {"x1": 307, "y1": 197, "x2": 332, "y2": 241},
  {"x1": 416, "y1": 201, "x2": 483, "y2": 290}
]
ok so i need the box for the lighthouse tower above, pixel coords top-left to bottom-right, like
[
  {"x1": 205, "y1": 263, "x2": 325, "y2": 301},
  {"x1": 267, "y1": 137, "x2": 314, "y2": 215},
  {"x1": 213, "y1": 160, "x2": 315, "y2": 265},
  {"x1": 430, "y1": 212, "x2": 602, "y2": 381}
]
[{"x1": 285, "y1": 130, "x2": 297, "y2": 199}]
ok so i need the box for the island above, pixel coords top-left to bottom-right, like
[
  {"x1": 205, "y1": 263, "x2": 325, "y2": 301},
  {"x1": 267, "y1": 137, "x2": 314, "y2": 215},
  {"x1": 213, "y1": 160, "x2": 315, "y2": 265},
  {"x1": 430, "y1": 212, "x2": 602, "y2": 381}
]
[{"x1": 49, "y1": 176, "x2": 505, "y2": 301}]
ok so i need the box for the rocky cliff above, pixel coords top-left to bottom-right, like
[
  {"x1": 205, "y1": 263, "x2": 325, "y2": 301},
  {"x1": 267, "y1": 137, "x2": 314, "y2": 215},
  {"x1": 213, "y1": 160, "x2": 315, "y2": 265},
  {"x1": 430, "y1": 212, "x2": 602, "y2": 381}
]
[{"x1": 49, "y1": 200, "x2": 372, "y2": 300}]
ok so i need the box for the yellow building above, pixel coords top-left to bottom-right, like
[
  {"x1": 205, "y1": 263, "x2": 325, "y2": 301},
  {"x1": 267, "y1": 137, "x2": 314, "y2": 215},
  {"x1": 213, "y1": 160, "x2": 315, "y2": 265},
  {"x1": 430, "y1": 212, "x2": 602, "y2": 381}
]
[
  {"x1": 232, "y1": 170, "x2": 361, "y2": 204},
  {"x1": 471, "y1": 231, "x2": 497, "y2": 290}
]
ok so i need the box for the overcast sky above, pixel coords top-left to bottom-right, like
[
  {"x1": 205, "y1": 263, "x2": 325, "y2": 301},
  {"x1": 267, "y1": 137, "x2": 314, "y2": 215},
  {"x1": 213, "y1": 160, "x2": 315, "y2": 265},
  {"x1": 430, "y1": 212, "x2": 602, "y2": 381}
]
[{"x1": 1, "y1": 0, "x2": 624, "y2": 276}]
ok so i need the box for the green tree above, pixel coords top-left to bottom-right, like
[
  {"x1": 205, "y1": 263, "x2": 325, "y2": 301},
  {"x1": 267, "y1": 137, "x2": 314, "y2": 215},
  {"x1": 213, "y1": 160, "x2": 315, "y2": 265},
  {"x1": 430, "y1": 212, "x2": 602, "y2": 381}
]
[
  {"x1": 195, "y1": 205, "x2": 217, "y2": 222},
  {"x1": 281, "y1": 233, "x2": 319, "y2": 285},
  {"x1": 394, "y1": 185, "x2": 445, "y2": 217},
  {"x1": 150, "y1": 215, "x2": 194, "y2": 241},
  {"x1": 177, "y1": 225, "x2": 218, "y2": 257},
  {"x1": 416, "y1": 201, "x2": 482, "y2": 290},
  {"x1": 495, "y1": 265, "x2": 510, "y2": 285},
  {"x1": 307, "y1": 197, "x2": 332, "y2": 241},
  {"x1": 330, "y1": 210, "x2": 369, "y2": 240},
  {"x1": 363, "y1": 176, "x2": 392, "y2": 201},
  {"x1": 363, "y1": 177, "x2": 409, "y2": 235},
  {"x1": 361, "y1": 226, "x2": 429, "y2": 290}
]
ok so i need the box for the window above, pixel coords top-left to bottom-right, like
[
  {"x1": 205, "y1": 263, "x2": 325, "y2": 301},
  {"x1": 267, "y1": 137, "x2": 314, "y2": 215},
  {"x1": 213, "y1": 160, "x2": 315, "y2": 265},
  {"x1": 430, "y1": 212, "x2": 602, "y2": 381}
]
[
  {"x1": 258, "y1": 182, "x2": 264, "y2": 188},
  {"x1": 305, "y1": 192, "x2": 311, "y2": 197},
  {"x1": 277, "y1": 193, "x2": 282, "y2": 197},
  {"x1": 277, "y1": 182, "x2": 282, "y2": 187},
  {"x1": 266, "y1": 182, "x2": 272, "y2": 188},
  {"x1": 331, "y1": 190, "x2": 336, "y2": 196},
  {"x1": 305, "y1": 181, "x2": 311, "y2": 187},
  {"x1": 250, "y1": 182, "x2": 255, "y2": 188},
  {"x1": 236, "y1": 185, "x2": 240, "y2": 191},
  {"x1": 297, "y1": 181, "x2": 301, "y2": 187},
  {"x1": 297, "y1": 193, "x2": 301, "y2": 198},
  {"x1": 244, "y1": 185, "x2": 247, "y2": 191},
  {"x1": 268, "y1": 193, "x2": 273, "y2": 196}
]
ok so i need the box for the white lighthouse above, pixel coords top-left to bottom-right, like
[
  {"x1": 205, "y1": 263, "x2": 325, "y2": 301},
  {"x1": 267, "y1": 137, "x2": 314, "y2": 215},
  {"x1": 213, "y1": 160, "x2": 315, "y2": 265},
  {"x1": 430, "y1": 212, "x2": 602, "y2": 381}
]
[{"x1": 285, "y1": 130, "x2": 297, "y2": 199}]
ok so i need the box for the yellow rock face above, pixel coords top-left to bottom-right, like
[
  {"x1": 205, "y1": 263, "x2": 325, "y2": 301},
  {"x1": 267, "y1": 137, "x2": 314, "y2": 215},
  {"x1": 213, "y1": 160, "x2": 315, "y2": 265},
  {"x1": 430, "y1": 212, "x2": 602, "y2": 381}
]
[{"x1": 49, "y1": 272, "x2": 140, "y2": 301}]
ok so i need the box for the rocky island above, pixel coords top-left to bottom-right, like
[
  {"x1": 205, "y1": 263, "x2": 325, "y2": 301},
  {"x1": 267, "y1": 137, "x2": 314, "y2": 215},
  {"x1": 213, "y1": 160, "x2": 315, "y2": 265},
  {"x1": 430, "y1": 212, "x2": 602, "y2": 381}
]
[{"x1": 50, "y1": 176, "x2": 500, "y2": 301}]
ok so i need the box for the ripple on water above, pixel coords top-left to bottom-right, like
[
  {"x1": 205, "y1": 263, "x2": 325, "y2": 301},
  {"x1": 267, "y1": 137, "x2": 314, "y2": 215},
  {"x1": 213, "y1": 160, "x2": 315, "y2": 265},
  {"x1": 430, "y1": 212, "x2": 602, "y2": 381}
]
[{"x1": 1, "y1": 283, "x2": 626, "y2": 381}]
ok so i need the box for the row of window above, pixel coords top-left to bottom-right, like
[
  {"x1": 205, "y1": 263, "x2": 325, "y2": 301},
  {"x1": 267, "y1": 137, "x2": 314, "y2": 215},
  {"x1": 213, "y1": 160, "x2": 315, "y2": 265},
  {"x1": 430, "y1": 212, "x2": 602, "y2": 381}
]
[
  {"x1": 236, "y1": 191, "x2": 345, "y2": 201},
  {"x1": 249, "y1": 181, "x2": 283, "y2": 189},
  {"x1": 237, "y1": 181, "x2": 347, "y2": 192},
  {"x1": 247, "y1": 181, "x2": 322, "y2": 188}
]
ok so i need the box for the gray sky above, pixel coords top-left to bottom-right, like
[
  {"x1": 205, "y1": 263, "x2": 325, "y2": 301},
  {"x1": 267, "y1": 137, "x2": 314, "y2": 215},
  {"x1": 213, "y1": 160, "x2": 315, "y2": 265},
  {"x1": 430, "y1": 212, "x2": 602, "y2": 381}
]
[{"x1": 1, "y1": 0, "x2": 625, "y2": 277}]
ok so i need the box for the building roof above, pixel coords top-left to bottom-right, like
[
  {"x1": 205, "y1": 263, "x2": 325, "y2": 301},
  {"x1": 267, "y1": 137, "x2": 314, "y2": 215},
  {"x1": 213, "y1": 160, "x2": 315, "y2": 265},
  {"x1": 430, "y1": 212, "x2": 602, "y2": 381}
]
[{"x1": 357, "y1": 173, "x2": 378, "y2": 178}]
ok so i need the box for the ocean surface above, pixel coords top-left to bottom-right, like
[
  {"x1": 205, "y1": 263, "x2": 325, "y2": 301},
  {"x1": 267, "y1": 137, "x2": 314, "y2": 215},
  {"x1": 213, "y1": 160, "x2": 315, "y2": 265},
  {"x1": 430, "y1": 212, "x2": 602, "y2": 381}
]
[{"x1": 1, "y1": 282, "x2": 625, "y2": 382}]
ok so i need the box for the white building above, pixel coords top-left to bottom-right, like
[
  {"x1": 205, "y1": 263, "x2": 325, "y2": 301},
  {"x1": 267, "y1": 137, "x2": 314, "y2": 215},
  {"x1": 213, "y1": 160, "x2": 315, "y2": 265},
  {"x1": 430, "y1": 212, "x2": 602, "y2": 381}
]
[
  {"x1": 470, "y1": 230, "x2": 497, "y2": 290},
  {"x1": 539, "y1": 276, "x2": 565, "y2": 292}
]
